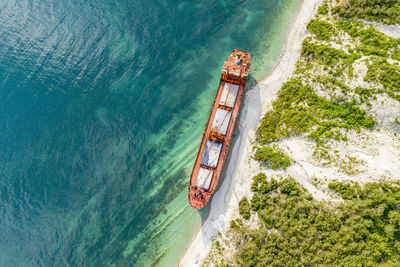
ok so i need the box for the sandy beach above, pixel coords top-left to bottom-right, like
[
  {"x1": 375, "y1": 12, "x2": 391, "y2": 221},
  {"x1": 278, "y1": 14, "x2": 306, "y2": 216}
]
[{"x1": 179, "y1": 0, "x2": 324, "y2": 265}]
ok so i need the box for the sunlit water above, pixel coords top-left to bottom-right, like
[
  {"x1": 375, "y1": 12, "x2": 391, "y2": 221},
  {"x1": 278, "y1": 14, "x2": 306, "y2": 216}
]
[{"x1": 0, "y1": 0, "x2": 301, "y2": 265}]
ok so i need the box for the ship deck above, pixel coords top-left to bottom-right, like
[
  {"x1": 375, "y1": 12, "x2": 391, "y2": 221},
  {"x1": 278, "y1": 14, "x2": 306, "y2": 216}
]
[{"x1": 188, "y1": 49, "x2": 251, "y2": 209}]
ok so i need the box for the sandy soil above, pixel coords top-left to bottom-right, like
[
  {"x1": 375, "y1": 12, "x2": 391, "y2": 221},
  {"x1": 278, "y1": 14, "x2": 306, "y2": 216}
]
[
  {"x1": 179, "y1": 0, "x2": 324, "y2": 265},
  {"x1": 360, "y1": 19, "x2": 400, "y2": 38}
]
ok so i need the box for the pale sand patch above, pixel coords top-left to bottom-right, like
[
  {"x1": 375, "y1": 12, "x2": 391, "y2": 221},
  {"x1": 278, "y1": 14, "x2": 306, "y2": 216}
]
[
  {"x1": 360, "y1": 19, "x2": 400, "y2": 39},
  {"x1": 179, "y1": 0, "x2": 324, "y2": 265}
]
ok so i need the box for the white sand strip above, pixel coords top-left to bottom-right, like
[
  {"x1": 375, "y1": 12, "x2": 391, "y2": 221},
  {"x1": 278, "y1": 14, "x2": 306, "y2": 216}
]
[{"x1": 179, "y1": 0, "x2": 324, "y2": 265}]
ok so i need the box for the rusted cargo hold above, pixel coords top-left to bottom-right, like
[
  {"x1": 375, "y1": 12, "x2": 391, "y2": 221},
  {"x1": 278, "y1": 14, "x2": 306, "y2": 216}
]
[{"x1": 188, "y1": 49, "x2": 251, "y2": 209}]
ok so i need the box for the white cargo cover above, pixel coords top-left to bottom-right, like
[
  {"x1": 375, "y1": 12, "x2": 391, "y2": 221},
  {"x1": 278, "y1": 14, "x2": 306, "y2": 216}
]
[
  {"x1": 219, "y1": 82, "x2": 239, "y2": 108},
  {"x1": 229, "y1": 68, "x2": 241, "y2": 77},
  {"x1": 196, "y1": 168, "x2": 213, "y2": 190},
  {"x1": 201, "y1": 140, "x2": 222, "y2": 168},
  {"x1": 212, "y1": 108, "x2": 231, "y2": 135}
]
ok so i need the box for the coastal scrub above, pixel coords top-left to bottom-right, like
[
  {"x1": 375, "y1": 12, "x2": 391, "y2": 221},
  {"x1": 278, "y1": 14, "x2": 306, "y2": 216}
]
[
  {"x1": 254, "y1": 146, "x2": 292, "y2": 170},
  {"x1": 207, "y1": 178, "x2": 400, "y2": 266},
  {"x1": 333, "y1": 0, "x2": 400, "y2": 25},
  {"x1": 205, "y1": 0, "x2": 400, "y2": 266}
]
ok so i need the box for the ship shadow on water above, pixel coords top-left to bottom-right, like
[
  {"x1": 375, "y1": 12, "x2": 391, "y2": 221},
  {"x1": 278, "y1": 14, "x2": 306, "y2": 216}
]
[{"x1": 197, "y1": 74, "x2": 261, "y2": 227}]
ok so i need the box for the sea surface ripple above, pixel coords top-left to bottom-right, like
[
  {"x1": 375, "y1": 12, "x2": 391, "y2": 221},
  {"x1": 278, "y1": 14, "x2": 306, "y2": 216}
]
[{"x1": 0, "y1": 0, "x2": 300, "y2": 266}]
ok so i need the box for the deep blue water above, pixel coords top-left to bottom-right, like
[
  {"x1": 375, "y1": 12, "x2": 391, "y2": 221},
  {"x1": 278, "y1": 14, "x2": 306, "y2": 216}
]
[{"x1": 0, "y1": 0, "x2": 300, "y2": 266}]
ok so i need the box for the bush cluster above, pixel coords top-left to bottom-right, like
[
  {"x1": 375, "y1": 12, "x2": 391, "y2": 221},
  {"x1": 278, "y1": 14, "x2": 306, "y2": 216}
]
[
  {"x1": 333, "y1": 0, "x2": 400, "y2": 25},
  {"x1": 365, "y1": 59, "x2": 400, "y2": 102},
  {"x1": 328, "y1": 181, "x2": 360, "y2": 199},
  {"x1": 254, "y1": 146, "x2": 292, "y2": 170},
  {"x1": 317, "y1": 1, "x2": 328, "y2": 15},
  {"x1": 306, "y1": 19, "x2": 337, "y2": 41},
  {"x1": 224, "y1": 178, "x2": 400, "y2": 266},
  {"x1": 335, "y1": 20, "x2": 400, "y2": 59},
  {"x1": 256, "y1": 78, "x2": 375, "y2": 145},
  {"x1": 239, "y1": 197, "x2": 251, "y2": 220},
  {"x1": 301, "y1": 38, "x2": 357, "y2": 68},
  {"x1": 332, "y1": 17, "x2": 400, "y2": 103}
]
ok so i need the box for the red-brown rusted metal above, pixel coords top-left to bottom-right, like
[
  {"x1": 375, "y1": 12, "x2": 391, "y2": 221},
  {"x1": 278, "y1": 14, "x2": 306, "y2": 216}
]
[{"x1": 188, "y1": 49, "x2": 251, "y2": 209}]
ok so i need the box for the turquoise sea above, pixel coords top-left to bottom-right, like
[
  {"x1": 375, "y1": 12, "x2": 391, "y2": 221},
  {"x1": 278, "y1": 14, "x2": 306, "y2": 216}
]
[{"x1": 0, "y1": 0, "x2": 301, "y2": 266}]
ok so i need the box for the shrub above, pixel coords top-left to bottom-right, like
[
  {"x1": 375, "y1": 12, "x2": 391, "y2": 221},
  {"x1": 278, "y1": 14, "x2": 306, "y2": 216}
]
[
  {"x1": 230, "y1": 220, "x2": 239, "y2": 230},
  {"x1": 318, "y1": 1, "x2": 329, "y2": 15},
  {"x1": 251, "y1": 173, "x2": 266, "y2": 192},
  {"x1": 212, "y1": 179, "x2": 400, "y2": 265},
  {"x1": 239, "y1": 197, "x2": 251, "y2": 219},
  {"x1": 365, "y1": 59, "x2": 400, "y2": 102},
  {"x1": 307, "y1": 19, "x2": 336, "y2": 41},
  {"x1": 333, "y1": 0, "x2": 400, "y2": 25},
  {"x1": 256, "y1": 77, "x2": 375, "y2": 145},
  {"x1": 328, "y1": 181, "x2": 359, "y2": 199},
  {"x1": 280, "y1": 177, "x2": 301, "y2": 196},
  {"x1": 302, "y1": 38, "x2": 351, "y2": 67},
  {"x1": 259, "y1": 178, "x2": 279, "y2": 194},
  {"x1": 250, "y1": 194, "x2": 260, "y2": 211},
  {"x1": 254, "y1": 146, "x2": 292, "y2": 170}
]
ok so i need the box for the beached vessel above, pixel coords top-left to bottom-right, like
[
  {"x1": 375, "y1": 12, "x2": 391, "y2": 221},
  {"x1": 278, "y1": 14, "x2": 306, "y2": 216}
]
[{"x1": 188, "y1": 49, "x2": 251, "y2": 209}]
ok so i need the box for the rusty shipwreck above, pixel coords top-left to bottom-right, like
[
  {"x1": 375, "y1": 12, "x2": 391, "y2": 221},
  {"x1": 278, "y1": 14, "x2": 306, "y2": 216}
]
[{"x1": 188, "y1": 49, "x2": 251, "y2": 209}]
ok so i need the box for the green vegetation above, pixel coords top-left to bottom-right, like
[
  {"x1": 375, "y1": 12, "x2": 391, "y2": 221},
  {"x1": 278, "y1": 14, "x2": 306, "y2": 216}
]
[
  {"x1": 365, "y1": 59, "x2": 400, "y2": 101},
  {"x1": 238, "y1": 197, "x2": 251, "y2": 220},
  {"x1": 251, "y1": 173, "x2": 267, "y2": 192},
  {"x1": 254, "y1": 146, "x2": 292, "y2": 170},
  {"x1": 209, "y1": 178, "x2": 400, "y2": 266},
  {"x1": 255, "y1": 78, "x2": 375, "y2": 145},
  {"x1": 206, "y1": 2, "x2": 400, "y2": 266},
  {"x1": 333, "y1": 0, "x2": 400, "y2": 25},
  {"x1": 306, "y1": 19, "x2": 336, "y2": 41},
  {"x1": 317, "y1": 1, "x2": 328, "y2": 16},
  {"x1": 206, "y1": 1, "x2": 400, "y2": 266},
  {"x1": 301, "y1": 38, "x2": 360, "y2": 69},
  {"x1": 333, "y1": 19, "x2": 400, "y2": 102},
  {"x1": 254, "y1": 10, "x2": 400, "y2": 166},
  {"x1": 335, "y1": 20, "x2": 400, "y2": 59},
  {"x1": 328, "y1": 181, "x2": 360, "y2": 199}
]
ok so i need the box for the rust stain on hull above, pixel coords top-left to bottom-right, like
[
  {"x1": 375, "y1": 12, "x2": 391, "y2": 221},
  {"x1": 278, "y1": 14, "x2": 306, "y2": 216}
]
[{"x1": 188, "y1": 49, "x2": 251, "y2": 209}]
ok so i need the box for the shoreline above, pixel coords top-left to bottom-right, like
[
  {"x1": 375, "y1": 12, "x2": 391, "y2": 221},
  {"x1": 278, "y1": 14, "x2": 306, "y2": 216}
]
[{"x1": 179, "y1": 0, "x2": 323, "y2": 265}]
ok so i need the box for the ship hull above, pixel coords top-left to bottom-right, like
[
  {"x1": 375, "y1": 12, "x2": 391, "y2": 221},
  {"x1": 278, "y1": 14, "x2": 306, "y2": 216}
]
[{"x1": 188, "y1": 49, "x2": 251, "y2": 209}]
